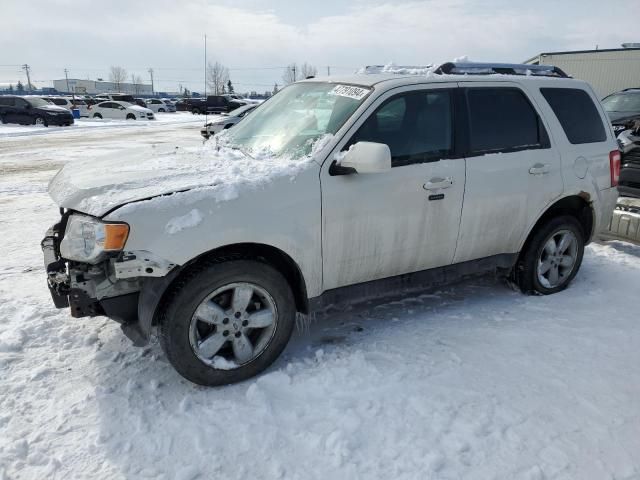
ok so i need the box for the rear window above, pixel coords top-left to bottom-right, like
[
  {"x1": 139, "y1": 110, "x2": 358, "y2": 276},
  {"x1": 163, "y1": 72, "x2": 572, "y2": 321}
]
[
  {"x1": 466, "y1": 88, "x2": 548, "y2": 154},
  {"x1": 540, "y1": 88, "x2": 606, "y2": 144}
]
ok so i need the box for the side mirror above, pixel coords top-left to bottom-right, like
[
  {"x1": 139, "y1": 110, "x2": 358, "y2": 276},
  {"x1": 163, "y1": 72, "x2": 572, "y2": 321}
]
[{"x1": 331, "y1": 141, "x2": 391, "y2": 175}]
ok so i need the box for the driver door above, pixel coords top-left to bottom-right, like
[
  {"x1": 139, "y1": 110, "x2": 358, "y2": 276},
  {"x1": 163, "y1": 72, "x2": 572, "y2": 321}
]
[{"x1": 320, "y1": 84, "x2": 466, "y2": 290}]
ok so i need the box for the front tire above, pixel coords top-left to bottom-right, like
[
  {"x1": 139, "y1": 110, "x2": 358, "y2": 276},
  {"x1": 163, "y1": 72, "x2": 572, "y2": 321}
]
[
  {"x1": 191, "y1": 108, "x2": 200, "y2": 115},
  {"x1": 512, "y1": 216, "x2": 585, "y2": 295},
  {"x1": 126, "y1": 113, "x2": 136, "y2": 120},
  {"x1": 159, "y1": 260, "x2": 296, "y2": 386},
  {"x1": 34, "y1": 116, "x2": 47, "y2": 127},
  {"x1": 158, "y1": 108, "x2": 165, "y2": 113},
  {"x1": 93, "y1": 113, "x2": 102, "y2": 119}
]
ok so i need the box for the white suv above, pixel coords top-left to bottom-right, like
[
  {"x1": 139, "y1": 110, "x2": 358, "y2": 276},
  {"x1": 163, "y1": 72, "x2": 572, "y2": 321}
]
[{"x1": 42, "y1": 62, "x2": 620, "y2": 386}]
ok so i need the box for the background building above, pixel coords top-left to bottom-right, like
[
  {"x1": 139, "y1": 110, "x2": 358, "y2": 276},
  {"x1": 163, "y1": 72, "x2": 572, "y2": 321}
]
[
  {"x1": 524, "y1": 44, "x2": 640, "y2": 98},
  {"x1": 52, "y1": 78, "x2": 153, "y2": 95}
]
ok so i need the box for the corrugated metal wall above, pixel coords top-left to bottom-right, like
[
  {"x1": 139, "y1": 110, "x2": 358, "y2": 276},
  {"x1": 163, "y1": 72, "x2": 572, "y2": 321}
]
[{"x1": 528, "y1": 49, "x2": 640, "y2": 98}]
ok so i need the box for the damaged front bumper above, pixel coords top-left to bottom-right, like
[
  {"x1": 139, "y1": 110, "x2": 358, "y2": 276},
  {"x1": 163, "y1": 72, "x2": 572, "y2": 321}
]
[{"x1": 41, "y1": 221, "x2": 178, "y2": 346}]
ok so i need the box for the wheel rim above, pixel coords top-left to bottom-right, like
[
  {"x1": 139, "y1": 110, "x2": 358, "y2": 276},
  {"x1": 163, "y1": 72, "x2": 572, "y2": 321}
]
[
  {"x1": 35, "y1": 117, "x2": 44, "y2": 125},
  {"x1": 188, "y1": 282, "x2": 278, "y2": 368},
  {"x1": 537, "y1": 229, "x2": 579, "y2": 288}
]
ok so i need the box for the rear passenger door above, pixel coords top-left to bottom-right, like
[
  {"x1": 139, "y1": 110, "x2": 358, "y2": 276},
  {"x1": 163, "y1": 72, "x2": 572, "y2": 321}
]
[{"x1": 453, "y1": 82, "x2": 563, "y2": 263}]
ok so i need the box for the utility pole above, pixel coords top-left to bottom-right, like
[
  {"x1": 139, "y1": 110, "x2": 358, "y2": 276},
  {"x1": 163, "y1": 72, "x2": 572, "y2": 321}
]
[
  {"x1": 64, "y1": 68, "x2": 76, "y2": 101},
  {"x1": 22, "y1": 64, "x2": 32, "y2": 92},
  {"x1": 327, "y1": 66, "x2": 331, "y2": 76},
  {"x1": 148, "y1": 68, "x2": 154, "y2": 95},
  {"x1": 292, "y1": 65, "x2": 296, "y2": 82}
]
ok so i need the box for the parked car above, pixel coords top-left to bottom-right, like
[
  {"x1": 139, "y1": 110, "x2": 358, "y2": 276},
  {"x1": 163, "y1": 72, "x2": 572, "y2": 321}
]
[
  {"x1": 175, "y1": 98, "x2": 206, "y2": 113},
  {"x1": 145, "y1": 98, "x2": 176, "y2": 113},
  {"x1": 191, "y1": 95, "x2": 246, "y2": 115},
  {"x1": 94, "y1": 93, "x2": 136, "y2": 104},
  {"x1": 44, "y1": 97, "x2": 90, "y2": 117},
  {"x1": 90, "y1": 100, "x2": 155, "y2": 120},
  {"x1": 200, "y1": 104, "x2": 257, "y2": 138},
  {"x1": 42, "y1": 62, "x2": 619, "y2": 386},
  {"x1": 0, "y1": 95, "x2": 74, "y2": 126},
  {"x1": 133, "y1": 98, "x2": 148, "y2": 108},
  {"x1": 602, "y1": 88, "x2": 640, "y2": 136},
  {"x1": 224, "y1": 93, "x2": 260, "y2": 105},
  {"x1": 616, "y1": 123, "x2": 640, "y2": 198}
]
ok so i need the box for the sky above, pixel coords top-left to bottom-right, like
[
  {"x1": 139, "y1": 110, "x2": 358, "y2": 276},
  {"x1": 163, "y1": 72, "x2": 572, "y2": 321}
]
[{"x1": 1, "y1": 0, "x2": 638, "y2": 94}]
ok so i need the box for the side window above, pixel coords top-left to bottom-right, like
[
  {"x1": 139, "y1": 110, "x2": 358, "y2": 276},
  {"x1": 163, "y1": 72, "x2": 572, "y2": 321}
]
[
  {"x1": 540, "y1": 88, "x2": 607, "y2": 144},
  {"x1": 466, "y1": 88, "x2": 548, "y2": 154},
  {"x1": 52, "y1": 98, "x2": 66, "y2": 106},
  {"x1": 347, "y1": 90, "x2": 453, "y2": 166},
  {"x1": 14, "y1": 98, "x2": 28, "y2": 109},
  {"x1": 0, "y1": 97, "x2": 14, "y2": 106}
]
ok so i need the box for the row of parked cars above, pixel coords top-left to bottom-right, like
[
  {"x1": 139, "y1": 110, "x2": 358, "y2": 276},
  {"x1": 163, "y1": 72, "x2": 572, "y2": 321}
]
[{"x1": 0, "y1": 93, "x2": 183, "y2": 126}]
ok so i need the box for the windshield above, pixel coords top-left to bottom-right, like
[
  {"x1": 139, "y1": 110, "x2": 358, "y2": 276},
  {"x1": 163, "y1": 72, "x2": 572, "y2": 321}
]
[
  {"x1": 221, "y1": 82, "x2": 371, "y2": 158},
  {"x1": 26, "y1": 97, "x2": 52, "y2": 107},
  {"x1": 602, "y1": 93, "x2": 640, "y2": 113}
]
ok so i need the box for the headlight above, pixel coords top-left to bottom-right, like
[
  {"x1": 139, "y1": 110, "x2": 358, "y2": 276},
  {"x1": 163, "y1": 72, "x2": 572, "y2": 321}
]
[{"x1": 60, "y1": 215, "x2": 129, "y2": 264}]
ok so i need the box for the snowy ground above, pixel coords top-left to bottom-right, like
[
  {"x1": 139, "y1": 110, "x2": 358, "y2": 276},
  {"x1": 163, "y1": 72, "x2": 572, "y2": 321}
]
[
  {"x1": 0, "y1": 111, "x2": 207, "y2": 138},
  {"x1": 1, "y1": 120, "x2": 640, "y2": 480}
]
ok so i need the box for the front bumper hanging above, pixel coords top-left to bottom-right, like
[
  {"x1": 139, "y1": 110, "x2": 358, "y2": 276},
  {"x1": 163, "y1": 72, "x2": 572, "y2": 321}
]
[{"x1": 41, "y1": 226, "x2": 70, "y2": 308}]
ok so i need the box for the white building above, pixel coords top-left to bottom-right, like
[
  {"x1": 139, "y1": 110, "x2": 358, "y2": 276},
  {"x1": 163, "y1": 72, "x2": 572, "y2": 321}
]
[
  {"x1": 52, "y1": 78, "x2": 153, "y2": 95},
  {"x1": 524, "y1": 45, "x2": 640, "y2": 98}
]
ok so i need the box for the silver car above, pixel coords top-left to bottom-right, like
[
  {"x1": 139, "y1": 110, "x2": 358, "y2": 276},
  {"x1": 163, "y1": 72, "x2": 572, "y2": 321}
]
[{"x1": 200, "y1": 104, "x2": 257, "y2": 139}]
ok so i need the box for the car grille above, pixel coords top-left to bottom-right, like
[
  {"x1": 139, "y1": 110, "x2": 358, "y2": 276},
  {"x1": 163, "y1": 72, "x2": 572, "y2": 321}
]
[{"x1": 623, "y1": 149, "x2": 640, "y2": 164}]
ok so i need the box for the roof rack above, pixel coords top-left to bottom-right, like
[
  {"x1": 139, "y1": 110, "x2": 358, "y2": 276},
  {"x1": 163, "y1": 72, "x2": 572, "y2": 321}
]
[{"x1": 434, "y1": 62, "x2": 570, "y2": 78}]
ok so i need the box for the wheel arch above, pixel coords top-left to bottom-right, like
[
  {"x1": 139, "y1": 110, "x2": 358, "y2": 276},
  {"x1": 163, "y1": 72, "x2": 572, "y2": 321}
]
[
  {"x1": 519, "y1": 194, "x2": 594, "y2": 255},
  {"x1": 136, "y1": 242, "x2": 310, "y2": 344}
]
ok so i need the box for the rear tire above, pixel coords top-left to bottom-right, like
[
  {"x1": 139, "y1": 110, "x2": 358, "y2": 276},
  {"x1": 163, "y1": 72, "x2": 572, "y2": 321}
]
[
  {"x1": 159, "y1": 260, "x2": 296, "y2": 386},
  {"x1": 511, "y1": 216, "x2": 585, "y2": 295},
  {"x1": 93, "y1": 113, "x2": 102, "y2": 119},
  {"x1": 158, "y1": 108, "x2": 165, "y2": 113},
  {"x1": 192, "y1": 108, "x2": 200, "y2": 115}
]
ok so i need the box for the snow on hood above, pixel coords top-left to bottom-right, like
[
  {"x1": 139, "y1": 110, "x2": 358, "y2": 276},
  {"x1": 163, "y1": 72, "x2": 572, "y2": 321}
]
[
  {"x1": 129, "y1": 105, "x2": 152, "y2": 113},
  {"x1": 48, "y1": 135, "x2": 332, "y2": 217}
]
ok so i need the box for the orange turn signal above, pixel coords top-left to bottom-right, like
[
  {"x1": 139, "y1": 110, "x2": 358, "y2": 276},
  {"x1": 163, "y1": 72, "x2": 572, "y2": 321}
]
[{"x1": 103, "y1": 224, "x2": 130, "y2": 250}]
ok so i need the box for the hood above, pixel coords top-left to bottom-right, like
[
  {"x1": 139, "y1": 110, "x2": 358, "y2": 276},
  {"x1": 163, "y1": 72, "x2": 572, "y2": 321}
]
[
  {"x1": 38, "y1": 104, "x2": 70, "y2": 113},
  {"x1": 47, "y1": 138, "x2": 329, "y2": 217},
  {"x1": 129, "y1": 105, "x2": 152, "y2": 114},
  {"x1": 608, "y1": 111, "x2": 640, "y2": 124}
]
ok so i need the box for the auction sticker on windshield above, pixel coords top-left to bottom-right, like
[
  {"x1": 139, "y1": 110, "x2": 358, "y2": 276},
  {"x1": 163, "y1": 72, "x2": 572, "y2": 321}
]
[{"x1": 329, "y1": 85, "x2": 370, "y2": 100}]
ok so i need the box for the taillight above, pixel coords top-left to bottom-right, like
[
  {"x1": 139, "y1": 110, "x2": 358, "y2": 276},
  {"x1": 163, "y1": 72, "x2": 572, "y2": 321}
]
[{"x1": 609, "y1": 150, "x2": 621, "y2": 187}]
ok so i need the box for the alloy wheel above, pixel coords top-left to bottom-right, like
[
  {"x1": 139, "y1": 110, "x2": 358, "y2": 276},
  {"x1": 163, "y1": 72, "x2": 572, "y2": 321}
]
[
  {"x1": 537, "y1": 229, "x2": 579, "y2": 288},
  {"x1": 188, "y1": 282, "x2": 278, "y2": 368}
]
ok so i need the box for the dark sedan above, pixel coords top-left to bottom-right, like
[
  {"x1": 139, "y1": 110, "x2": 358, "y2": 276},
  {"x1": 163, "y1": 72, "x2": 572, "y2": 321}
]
[
  {"x1": 602, "y1": 88, "x2": 640, "y2": 136},
  {"x1": 0, "y1": 95, "x2": 74, "y2": 126}
]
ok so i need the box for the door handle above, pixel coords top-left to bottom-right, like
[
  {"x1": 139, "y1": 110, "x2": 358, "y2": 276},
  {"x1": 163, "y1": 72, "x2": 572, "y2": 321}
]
[
  {"x1": 529, "y1": 163, "x2": 550, "y2": 175},
  {"x1": 423, "y1": 177, "x2": 453, "y2": 190}
]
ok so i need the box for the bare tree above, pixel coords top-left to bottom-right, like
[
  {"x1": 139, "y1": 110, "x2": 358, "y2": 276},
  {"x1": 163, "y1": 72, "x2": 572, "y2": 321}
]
[
  {"x1": 109, "y1": 66, "x2": 127, "y2": 92},
  {"x1": 207, "y1": 61, "x2": 230, "y2": 95},
  {"x1": 130, "y1": 74, "x2": 143, "y2": 95},
  {"x1": 300, "y1": 62, "x2": 317, "y2": 79},
  {"x1": 282, "y1": 63, "x2": 297, "y2": 85}
]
